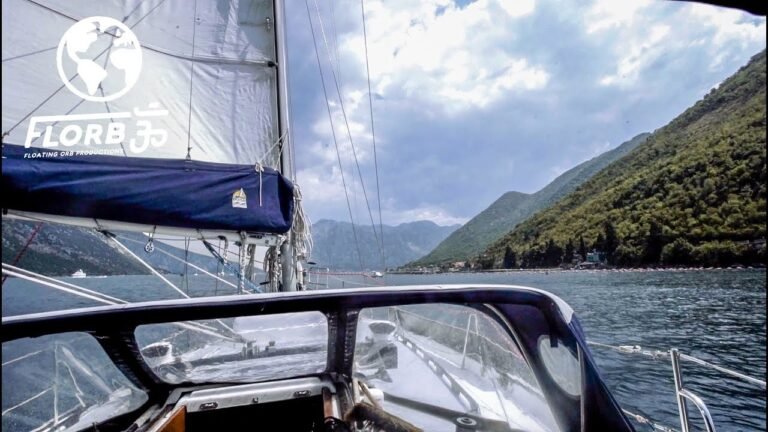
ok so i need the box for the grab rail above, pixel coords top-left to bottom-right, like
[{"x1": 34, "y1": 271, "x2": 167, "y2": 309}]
[
  {"x1": 588, "y1": 341, "x2": 765, "y2": 432},
  {"x1": 671, "y1": 348, "x2": 716, "y2": 432}
]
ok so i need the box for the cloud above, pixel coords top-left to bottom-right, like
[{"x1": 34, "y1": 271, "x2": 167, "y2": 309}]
[
  {"x1": 337, "y1": 0, "x2": 550, "y2": 112},
  {"x1": 285, "y1": 0, "x2": 766, "y2": 229},
  {"x1": 585, "y1": 0, "x2": 652, "y2": 34},
  {"x1": 498, "y1": 0, "x2": 536, "y2": 18},
  {"x1": 599, "y1": 24, "x2": 670, "y2": 86},
  {"x1": 687, "y1": 3, "x2": 767, "y2": 47},
  {"x1": 382, "y1": 205, "x2": 469, "y2": 226}
]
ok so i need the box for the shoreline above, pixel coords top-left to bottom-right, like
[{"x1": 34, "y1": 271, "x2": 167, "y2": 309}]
[{"x1": 389, "y1": 266, "x2": 766, "y2": 275}]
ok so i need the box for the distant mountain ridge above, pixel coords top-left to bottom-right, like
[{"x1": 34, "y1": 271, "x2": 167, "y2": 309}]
[
  {"x1": 2, "y1": 220, "x2": 222, "y2": 276},
  {"x1": 482, "y1": 50, "x2": 766, "y2": 268},
  {"x1": 2, "y1": 220, "x2": 149, "y2": 276},
  {"x1": 2, "y1": 217, "x2": 458, "y2": 276},
  {"x1": 411, "y1": 132, "x2": 650, "y2": 266},
  {"x1": 310, "y1": 219, "x2": 459, "y2": 270}
]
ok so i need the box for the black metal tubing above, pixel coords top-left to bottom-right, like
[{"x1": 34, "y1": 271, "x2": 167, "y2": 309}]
[
  {"x1": 2, "y1": 287, "x2": 547, "y2": 341},
  {"x1": 0, "y1": 286, "x2": 583, "y2": 431},
  {"x1": 670, "y1": 0, "x2": 767, "y2": 16}
]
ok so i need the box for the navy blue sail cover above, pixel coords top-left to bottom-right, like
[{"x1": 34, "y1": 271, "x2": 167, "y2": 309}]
[{"x1": 2, "y1": 144, "x2": 294, "y2": 234}]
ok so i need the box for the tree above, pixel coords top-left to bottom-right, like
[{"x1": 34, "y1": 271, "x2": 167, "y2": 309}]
[
  {"x1": 544, "y1": 239, "x2": 563, "y2": 267},
  {"x1": 564, "y1": 239, "x2": 575, "y2": 264},
  {"x1": 614, "y1": 244, "x2": 642, "y2": 267},
  {"x1": 691, "y1": 241, "x2": 742, "y2": 267},
  {"x1": 578, "y1": 236, "x2": 587, "y2": 262},
  {"x1": 643, "y1": 221, "x2": 664, "y2": 265},
  {"x1": 661, "y1": 238, "x2": 693, "y2": 266},
  {"x1": 478, "y1": 254, "x2": 495, "y2": 270},
  {"x1": 603, "y1": 221, "x2": 619, "y2": 264},
  {"x1": 593, "y1": 233, "x2": 605, "y2": 252},
  {"x1": 503, "y1": 246, "x2": 516, "y2": 269}
]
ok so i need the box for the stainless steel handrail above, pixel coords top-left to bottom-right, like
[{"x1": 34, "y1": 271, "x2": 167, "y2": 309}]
[
  {"x1": 671, "y1": 348, "x2": 717, "y2": 432},
  {"x1": 670, "y1": 348, "x2": 691, "y2": 432},
  {"x1": 588, "y1": 341, "x2": 767, "y2": 432},
  {"x1": 678, "y1": 352, "x2": 766, "y2": 389},
  {"x1": 678, "y1": 388, "x2": 717, "y2": 432}
]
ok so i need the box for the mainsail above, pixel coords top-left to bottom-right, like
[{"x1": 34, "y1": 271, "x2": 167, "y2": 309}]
[
  {"x1": 2, "y1": 0, "x2": 306, "y2": 288},
  {"x1": 2, "y1": 0, "x2": 282, "y2": 164}
]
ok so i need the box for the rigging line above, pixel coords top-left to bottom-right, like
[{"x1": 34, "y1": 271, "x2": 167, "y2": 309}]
[
  {"x1": 3, "y1": 0, "x2": 167, "y2": 137},
  {"x1": 203, "y1": 241, "x2": 266, "y2": 266},
  {"x1": 116, "y1": 235, "x2": 238, "y2": 289},
  {"x1": 185, "y1": 0, "x2": 199, "y2": 160},
  {"x1": 9, "y1": 3, "x2": 270, "y2": 67},
  {"x1": 99, "y1": 46, "x2": 129, "y2": 157},
  {"x1": 1, "y1": 222, "x2": 43, "y2": 286},
  {"x1": 256, "y1": 130, "x2": 288, "y2": 168},
  {"x1": 1, "y1": 268, "x2": 119, "y2": 305},
  {"x1": 1, "y1": 46, "x2": 57, "y2": 63},
  {"x1": 282, "y1": 9, "x2": 298, "y2": 182},
  {"x1": 329, "y1": 0, "x2": 342, "y2": 88},
  {"x1": 312, "y1": 0, "x2": 383, "y2": 255},
  {"x1": 23, "y1": 0, "x2": 144, "y2": 25},
  {"x1": 3, "y1": 263, "x2": 126, "y2": 304},
  {"x1": 1, "y1": 265, "x2": 237, "y2": 341},
  {"x1": 214, "y1": 238, "x2": 222, "y2": 295},
  {"x1": 201, "y1": 239, "x2": 261, "y2": 293},
  {"x1": 105, "y1": 233, "x2": 190, "y2": 299},
  {"x1": 360, "y1": 0, "x2": 386, "y2": 270},
  {"x1": 104, "y1": 234, "x2": 241, "y2": 336},
  {"x1": 305, "y1": 0, "x2": 365, "y2": 273},
  {"x1": 183, "y1": 237, "x2": 190, "y2": 294}
]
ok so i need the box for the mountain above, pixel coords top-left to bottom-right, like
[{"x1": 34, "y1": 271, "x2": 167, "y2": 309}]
[
  {"x1": 2, "y1": 220, "x2": 148, "y2": 276},
  {"x1": 481, "y1": 50, "x2": 766, "y2": 268},
  {"x1": 412, "y1": 133, "x2": 649, "y2": 266},
  {"x1": 310, "y1": 219, "x2": 460, "y2": 270},
  {"x1": 2, "y1": 220, "x2": 222, "y2": 276}
]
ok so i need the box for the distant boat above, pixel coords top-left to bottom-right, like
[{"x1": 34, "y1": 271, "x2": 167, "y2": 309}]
[
  {"x1": 71, "y1": 269, "x2": 86, "y2": 278},
  {"x1": 370, "y1": 271, "x2": 384, "y2": 278}
]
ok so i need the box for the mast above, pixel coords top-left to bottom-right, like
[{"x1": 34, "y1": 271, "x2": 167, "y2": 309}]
[{"x1": 274, "y1": 0, "x2": 297, "y2": 291}]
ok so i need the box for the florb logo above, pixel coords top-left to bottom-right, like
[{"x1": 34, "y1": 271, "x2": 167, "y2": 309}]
[
  {"x1": 57, "y1": 17, "x2": 142, "y2": 102},
  {"x1": 24, "y1": 17, "x2": 167, "y2": 156}
]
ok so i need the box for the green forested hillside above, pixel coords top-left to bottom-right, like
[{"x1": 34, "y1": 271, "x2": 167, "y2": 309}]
[
  {"x1": 482, "y1": 50, "x2": 766, "y2": 268},
  {"x1": 412, "y1": 191, "x2": 530, "y2": 265},
  {"x1": 411, "y1": 133, "x2": 648, "y2": 266}
]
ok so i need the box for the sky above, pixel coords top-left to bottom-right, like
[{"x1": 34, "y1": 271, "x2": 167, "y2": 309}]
[{"x1": 283, "y1": 0, "x2": 766, "y2": 227}]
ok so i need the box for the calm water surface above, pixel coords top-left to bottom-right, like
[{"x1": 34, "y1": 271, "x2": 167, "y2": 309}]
[{"x1": 3, "y1": 269, "x2": 765, "y2": 431}]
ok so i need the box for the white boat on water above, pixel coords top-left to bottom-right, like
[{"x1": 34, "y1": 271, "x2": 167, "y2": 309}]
[{"x1": 71, "y1": 269, "x2": 86, "y2": 278}]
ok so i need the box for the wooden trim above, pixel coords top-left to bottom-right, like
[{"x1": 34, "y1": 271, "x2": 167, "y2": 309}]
[{"x1": 157, "y1": 406, "x2": 186, "y2": 432}]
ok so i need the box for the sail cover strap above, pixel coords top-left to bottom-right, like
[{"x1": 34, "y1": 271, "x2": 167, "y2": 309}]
[{"x1": 2, "y1": 144, "x2": 294, "y2": 234}]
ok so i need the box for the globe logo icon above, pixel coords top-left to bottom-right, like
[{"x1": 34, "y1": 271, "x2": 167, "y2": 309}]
[{"x1": 56, "y1": 16, "x2": 142, "y2": 102}]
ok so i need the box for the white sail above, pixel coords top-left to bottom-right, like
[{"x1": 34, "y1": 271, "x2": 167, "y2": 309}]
[{"x1": 2, "y1": 0, "x2": 282, "y2": 167}]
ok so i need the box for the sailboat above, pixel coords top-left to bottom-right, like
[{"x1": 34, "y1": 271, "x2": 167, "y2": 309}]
[{"x1": 1, "y1": 1, "x2": 764, "y2": 432}]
